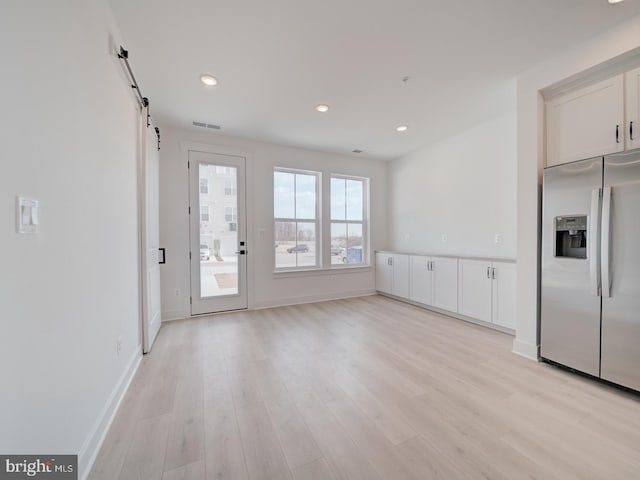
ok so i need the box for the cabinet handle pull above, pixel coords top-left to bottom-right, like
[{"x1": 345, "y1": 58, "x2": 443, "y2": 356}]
[
  {"x1": 492, "y1": 268, "x2": 496, "y2": 279},
  {"x1": 631, "y1": 121, "x2": 635, "y2": 141},
  {"x1": 487, "y1": 266, "x2": 491, "y2": 279},
  {"x1": 616, "y1": 124, "x2": 620, "y2": 144}
]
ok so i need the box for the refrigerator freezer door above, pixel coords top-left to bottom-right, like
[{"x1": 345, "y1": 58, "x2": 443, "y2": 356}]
[
  {"x1": 541, "y1": 157, "x2": 603, "y2": 377},
  {"x1": 601, "y1": 150, "x2": 640, "y2": 390}
]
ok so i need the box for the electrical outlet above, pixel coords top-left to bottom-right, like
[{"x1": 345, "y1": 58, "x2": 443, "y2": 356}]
[
  {"x1": 495, "y1": 233, "x2": 503, "y2": 244},
  {"x1": 441, "y1": 233, "x2": 448, "y2": 243},
  {"x1": 116, "y1": 337, "x2": 122, "y2": 356}
]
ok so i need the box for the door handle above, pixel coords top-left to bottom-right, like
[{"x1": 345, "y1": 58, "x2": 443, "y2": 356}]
[
  {"x1": 601, "y1": 187, "x2": 612, "y2": 298},
  {"x1": 589, "y1": 188, "x2": 601, "y2": 296},
  {"x1": 616, "y1": 124, "x2": 620, "y2": 144},
  {"x1": 631, "y1": 121, "x2": 635, "y2": 141},
  {"x1": 158, "y1": 247, "x2": 166, "y2": 264},
  {"x1": 235, "y1": 250, "x2": 246, "y2": 255}
]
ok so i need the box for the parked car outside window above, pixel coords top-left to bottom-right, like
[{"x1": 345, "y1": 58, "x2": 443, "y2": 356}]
[
  {"x1": 200, "y1": 244, "x2": 211, "y2": 260},
  {"x1": 286, "y1": 244, "x2": 309, "y2": 253}
]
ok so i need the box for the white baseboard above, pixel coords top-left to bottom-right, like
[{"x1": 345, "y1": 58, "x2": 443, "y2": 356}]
[
  {"x1": 77, "y1": 347, "x2": 142, "y2": 480},
  {"x1": 162, "y1": 309, "x2": 190, "y2": 322},
  {"x1": 253, "y1": 289, "x2": 376, "y2": 309},
  {"x1": 512, "y1": 338, "x2": 540, "y2": 361}
]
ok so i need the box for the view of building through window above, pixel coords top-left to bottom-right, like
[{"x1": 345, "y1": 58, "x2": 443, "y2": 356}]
[
  {"x1": 331, "y1": 176, "x2": 366, "y2": 265},
  {"x1": 273, "y1": 169, "x2": 368, "y2": 269},
  {"x1": 199, "y1": 164, "x2": 239, "y2": 297},
  {"x1": 274, "y1": 169, "x2": 319, "y2": 269}
]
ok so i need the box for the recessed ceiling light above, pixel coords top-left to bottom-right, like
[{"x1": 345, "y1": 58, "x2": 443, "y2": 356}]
[
  {"x1": 316, "y1": 104, "x2": 329, "y2": 113},
  {"x1": 200, "y1": 75, "x2": 218, "y2": 86},
  {"x1": 396, "y1": 125, "x2": 408, "y2": 132},
  {"x1": 608, "y1": 0, "x2": 623, "y2": 3}
]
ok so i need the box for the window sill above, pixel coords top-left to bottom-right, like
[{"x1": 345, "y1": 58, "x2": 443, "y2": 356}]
[{"x1": 273, "y1": 264, "x2": 372, "y2": 278}]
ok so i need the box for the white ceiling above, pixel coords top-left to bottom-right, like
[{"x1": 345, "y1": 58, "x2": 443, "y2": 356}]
[{"x1": 108, "y1": 0, "x2": 640, "y2": 160}]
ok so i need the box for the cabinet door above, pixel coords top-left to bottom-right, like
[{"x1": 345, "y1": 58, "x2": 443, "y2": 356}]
[
  {"x1": 491, "y1": 261, "x2": 516, "y2": 330},
  {"x1": 392, "y1": 254, "x2": 410, "y2": 299},
  {"x1": 375, "y1": 253, "x2": 393, "y2": 294},
  {"x1": 626, "y1": 67, "x2": 640, "y2": 151},
  {"x1": 432, "y1": 257, "x2": 458, "y2": 312},
  {"x1": 409, "y1": 255, "x2": 433, "y2": 305},
  {"x1": 458, "y1": 259, "x2": 492, "y2": 323},
  {"x1": 547, "y1": 74, "x2": 624, "y2": 167}
]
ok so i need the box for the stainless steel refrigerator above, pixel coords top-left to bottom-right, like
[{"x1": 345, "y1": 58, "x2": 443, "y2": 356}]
[{"x1": 541, "y1": 149, "x2": 640, "y2": 391}]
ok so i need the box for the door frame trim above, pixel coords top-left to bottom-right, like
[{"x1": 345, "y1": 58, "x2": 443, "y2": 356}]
[{"x1": 181, "y1": 141, "x2": 255, "y2": 312}]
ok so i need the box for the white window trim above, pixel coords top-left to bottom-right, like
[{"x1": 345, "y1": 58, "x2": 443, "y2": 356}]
[
  {"x1": 274, "y1": 167, "x2": 322, "y2": 271},
  {"x1": 329, "y1": 174, "x2": 370, "y2": 268}
]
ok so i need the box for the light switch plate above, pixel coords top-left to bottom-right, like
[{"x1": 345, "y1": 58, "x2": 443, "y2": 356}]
[{"x1": 17, "y1": 196, "x2": 39, "y2": 234}]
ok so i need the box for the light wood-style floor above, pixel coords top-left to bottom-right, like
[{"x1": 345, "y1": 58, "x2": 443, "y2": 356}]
[{"x1": 89, "y1": 295, "x2": 640, "y2": 480}]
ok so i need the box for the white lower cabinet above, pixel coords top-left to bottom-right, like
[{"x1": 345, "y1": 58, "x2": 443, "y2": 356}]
[
  {"x1": 409, "y1": 255, "x2": 433, "y2": 305},
  {"x1": 376, "y1": 253, "x2": 409, "y2": 298},
  {"x1": 376, "y1": 253, "x2": 394, "y2": 295},
  {"x1": 491, "y1": 261, "x2": 516, "y2": 329},
  {"x1": 409, "y1": 256, "x2": 458, "y2": 311},
  {"x1": 432, "y1": 257, "x2": 458, "y2": 312},
  {"x1": 378, "y1": 252, "x2": 515, "y2": 333},
  {"x1": 458, "y1": 259, "x2": 516, "y2": 329}
]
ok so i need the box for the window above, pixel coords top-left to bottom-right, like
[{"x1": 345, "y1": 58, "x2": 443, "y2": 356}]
[
  {"x1": 228, "y1": 222, "x2": 237, "y2": 232},
  {"x1": 330, "y1": 176, "x2": 367, "y2": 265},
  {"x1": 224, "y1": 179, "x2": 237, "y2": 196},
  {"x1": 200, "y1": 205, "x2": 210, "y2": 222},
  {"x1": 216, "y1": 166, "x2": 234, "y2": 175},
  {"x1": 274, "y1": 169, "x2": 319, "y2": 269},
  {"x1": 199, "y1": 178, "x2": 208, "y2": 194},
  {"x1": 225, "y1": 206, "x2": 237, "y2": 222}
]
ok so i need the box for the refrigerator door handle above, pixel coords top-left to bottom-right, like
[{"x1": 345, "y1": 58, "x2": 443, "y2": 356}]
[
  {"x1": 601, "y1": 187, "x2": 612, "y2": 298},
  {"x1": 589, "y1": 188, "x2": 601, "y2": 296}
]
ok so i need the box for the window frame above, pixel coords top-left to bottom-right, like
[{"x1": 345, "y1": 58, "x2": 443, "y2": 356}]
[
  {"x1": 329, "y1": 174, "x2": 369, "y2": 268},
  {"x1": 273, "y1": 167, "x2": 321, "y2": 271}
]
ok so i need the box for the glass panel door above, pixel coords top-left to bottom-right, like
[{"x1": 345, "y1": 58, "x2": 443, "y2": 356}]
[{"x1": 189, "y1": 150, "x2": 247, "y2": 314}]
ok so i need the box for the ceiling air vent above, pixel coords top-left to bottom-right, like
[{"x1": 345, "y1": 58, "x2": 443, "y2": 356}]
[
  {"x1": 192, "y1": 121, "x2": 221, "y2": 130},
  {"x1": 352, "y1": 149, "x2": 363, "y2": 154}
]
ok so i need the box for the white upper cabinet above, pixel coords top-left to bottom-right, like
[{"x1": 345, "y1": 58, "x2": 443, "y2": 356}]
[
  {"x1": 626, "y1": 67, "x2": 640, "y2": 151},
  {"x1": 432, "y1": 257, "x2": 458, "y2": 313},
  {"x1": 546, "y1": 74, "x2": 624, "y2": 167}
]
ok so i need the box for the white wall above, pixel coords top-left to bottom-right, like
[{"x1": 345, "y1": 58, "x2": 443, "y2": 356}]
[
  {"x1": 0, "y1": 1, "x2": 142, "y2": 477},
  {"x1": 514, "y1": 14, "x2": 640, "y2": 360},
  {"x1": 159, "y1": 126, "x2": 388, "y2": 319},
  {"x1": 388, "y1": 90, "x2": 517, "y2": 259}
]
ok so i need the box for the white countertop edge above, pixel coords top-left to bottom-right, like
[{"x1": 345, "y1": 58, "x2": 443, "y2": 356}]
[{"x1": 375, "y1": 251, "x2": 517, "y2": 263}]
